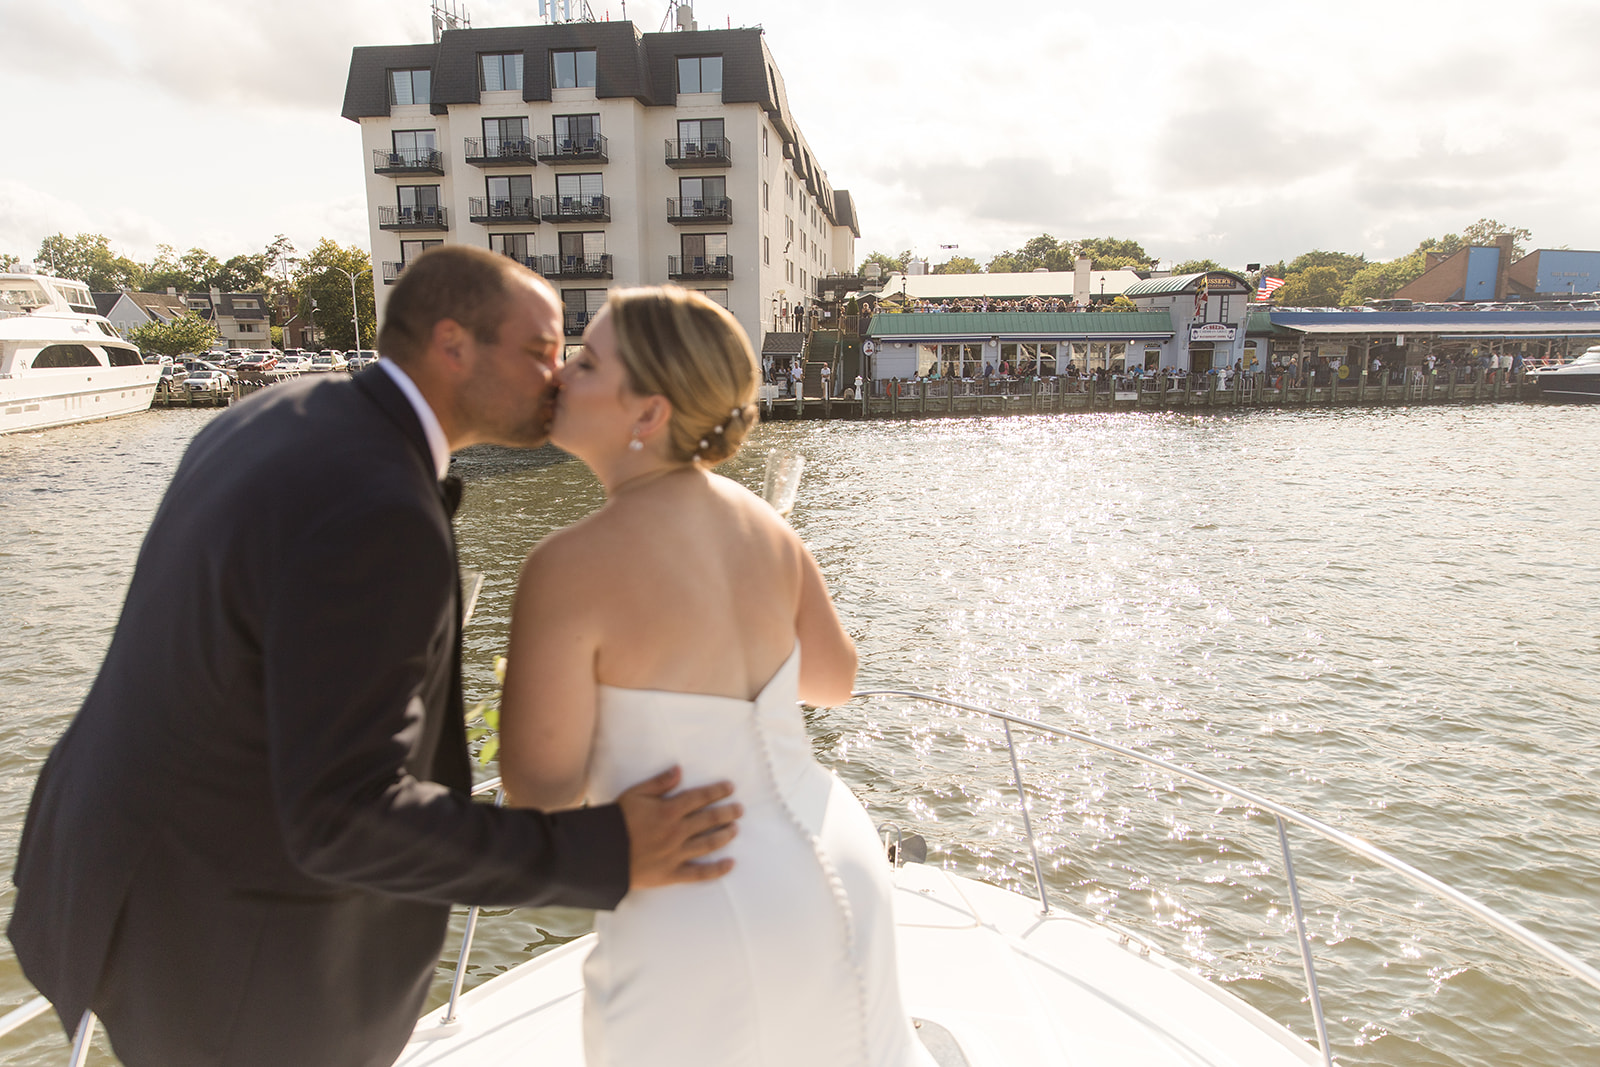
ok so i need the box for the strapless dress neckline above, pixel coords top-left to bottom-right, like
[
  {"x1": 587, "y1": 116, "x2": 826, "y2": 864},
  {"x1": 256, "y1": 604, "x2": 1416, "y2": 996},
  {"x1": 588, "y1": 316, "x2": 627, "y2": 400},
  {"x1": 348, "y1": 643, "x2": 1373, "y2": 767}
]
[{"x1": 595, "y1": 642, "x2": 800, "y2": 705}]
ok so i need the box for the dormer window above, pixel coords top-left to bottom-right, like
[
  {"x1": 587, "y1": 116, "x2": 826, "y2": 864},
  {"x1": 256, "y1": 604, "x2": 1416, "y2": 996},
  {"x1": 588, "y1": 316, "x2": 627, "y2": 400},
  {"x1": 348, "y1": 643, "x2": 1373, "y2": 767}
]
[
  {"x1": 552, "y1": 49, "x2": 597, "y2": 89},
  {"x1": 480, "y1": 53, "x2": 524, "y2": 92},
  {"x1": 389, "y1": 68, "x2": 432, "y2": 106},
  {"x1": 677, "y1": 55, "x2": 722, "y2": 94}
]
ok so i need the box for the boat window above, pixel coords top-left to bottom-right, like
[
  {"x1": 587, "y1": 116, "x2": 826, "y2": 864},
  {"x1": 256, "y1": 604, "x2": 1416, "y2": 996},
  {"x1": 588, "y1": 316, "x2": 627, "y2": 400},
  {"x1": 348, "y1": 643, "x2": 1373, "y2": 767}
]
[
  {"x1": 103, "y1": 346, "x2": 143, "y2": 367},
  {"x1": 0, "y1": 279, "x2": 50, "y2": 312},
  {"x1": 31, "y1": 344, "x2": 104, "y2": 369}
]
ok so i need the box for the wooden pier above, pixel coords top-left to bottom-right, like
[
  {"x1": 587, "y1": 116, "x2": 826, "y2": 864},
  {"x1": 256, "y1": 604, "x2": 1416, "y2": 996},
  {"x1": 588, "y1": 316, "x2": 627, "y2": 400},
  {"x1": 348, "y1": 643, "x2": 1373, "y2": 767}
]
[{"x1": 764, "y1": 370, "x2": 1542, "y2": 421}]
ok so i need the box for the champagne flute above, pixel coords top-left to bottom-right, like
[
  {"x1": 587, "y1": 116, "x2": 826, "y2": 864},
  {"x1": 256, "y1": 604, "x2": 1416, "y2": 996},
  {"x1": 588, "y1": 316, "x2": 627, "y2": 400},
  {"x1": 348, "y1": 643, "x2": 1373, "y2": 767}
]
[{"x1": 762, "y1": 450, "x2": 805, "y2": 519}]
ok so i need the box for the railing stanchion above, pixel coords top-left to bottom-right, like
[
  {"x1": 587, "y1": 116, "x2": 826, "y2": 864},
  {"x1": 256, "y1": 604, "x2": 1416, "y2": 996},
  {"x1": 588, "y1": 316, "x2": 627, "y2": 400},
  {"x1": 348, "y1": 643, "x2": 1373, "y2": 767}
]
[
  {"x1": 1002, "y1": 719, "x2": 1050, "y2": 914},
  {"x1": 441, "y1": 784, "x2": 506, "y2": 1027},
  {"x1": 1276, "y1": 815, "x2": 1334, "y2": 1067},
  {"x1": 66, "y1": 1010, "x2": 94, "y2": 1067}
]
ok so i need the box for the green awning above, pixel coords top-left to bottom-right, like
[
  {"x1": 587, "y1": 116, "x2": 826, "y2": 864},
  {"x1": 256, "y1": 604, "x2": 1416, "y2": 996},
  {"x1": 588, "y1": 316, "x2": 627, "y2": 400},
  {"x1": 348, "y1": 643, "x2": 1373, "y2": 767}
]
[{"x1": 866, "y1": 311, "x2": 1174, "y2": 338}]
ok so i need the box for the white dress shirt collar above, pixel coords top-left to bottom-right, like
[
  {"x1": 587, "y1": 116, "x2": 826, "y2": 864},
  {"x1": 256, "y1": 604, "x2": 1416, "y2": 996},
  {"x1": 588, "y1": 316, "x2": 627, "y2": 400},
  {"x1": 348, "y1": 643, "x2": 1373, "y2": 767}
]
[{"x1": 378, "y1": 359, "x2": 450, "y2": 481}]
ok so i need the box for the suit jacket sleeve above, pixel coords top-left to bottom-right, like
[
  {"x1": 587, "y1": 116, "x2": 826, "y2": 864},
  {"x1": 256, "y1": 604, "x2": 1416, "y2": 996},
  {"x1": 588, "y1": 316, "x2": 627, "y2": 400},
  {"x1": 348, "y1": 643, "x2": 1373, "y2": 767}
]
[{"x1": 261, "y1": 492, "x2": 629, "y2": 910}]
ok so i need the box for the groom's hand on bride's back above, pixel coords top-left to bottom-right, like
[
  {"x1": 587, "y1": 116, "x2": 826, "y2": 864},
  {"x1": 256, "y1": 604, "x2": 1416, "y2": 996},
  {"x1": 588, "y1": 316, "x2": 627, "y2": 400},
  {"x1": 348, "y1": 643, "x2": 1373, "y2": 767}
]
[{"x1": 618, "y1": 765, "x2": 741, "y2": 888}]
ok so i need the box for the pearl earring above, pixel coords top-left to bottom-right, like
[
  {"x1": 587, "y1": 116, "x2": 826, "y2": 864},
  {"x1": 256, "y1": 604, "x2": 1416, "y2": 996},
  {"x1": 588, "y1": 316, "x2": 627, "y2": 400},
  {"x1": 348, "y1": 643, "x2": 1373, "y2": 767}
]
[{"x1": 628, "y1": 434, "x2": 643, "y2": 452}]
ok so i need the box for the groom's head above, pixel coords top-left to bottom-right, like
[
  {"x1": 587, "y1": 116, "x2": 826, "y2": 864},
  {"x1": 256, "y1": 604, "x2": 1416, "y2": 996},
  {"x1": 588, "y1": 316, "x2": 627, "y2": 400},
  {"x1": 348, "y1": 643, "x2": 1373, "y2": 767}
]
[{"x1": 378, "y1": 246, "x2": 564, "y2": 450}]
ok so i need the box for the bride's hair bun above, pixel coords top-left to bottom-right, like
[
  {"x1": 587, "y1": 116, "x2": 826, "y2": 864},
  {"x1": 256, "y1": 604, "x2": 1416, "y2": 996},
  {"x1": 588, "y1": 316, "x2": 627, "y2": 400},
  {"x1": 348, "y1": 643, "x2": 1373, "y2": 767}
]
[{"x1": 606, "y1": 287, "x2": 760, "y2": 465}]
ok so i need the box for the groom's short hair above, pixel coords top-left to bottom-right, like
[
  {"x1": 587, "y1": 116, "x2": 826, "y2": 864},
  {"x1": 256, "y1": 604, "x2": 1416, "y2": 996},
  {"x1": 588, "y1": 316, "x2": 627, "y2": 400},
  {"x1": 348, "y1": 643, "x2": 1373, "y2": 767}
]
[{"x1": 378, "y1": 246, "x2": 545, "y2": 366}]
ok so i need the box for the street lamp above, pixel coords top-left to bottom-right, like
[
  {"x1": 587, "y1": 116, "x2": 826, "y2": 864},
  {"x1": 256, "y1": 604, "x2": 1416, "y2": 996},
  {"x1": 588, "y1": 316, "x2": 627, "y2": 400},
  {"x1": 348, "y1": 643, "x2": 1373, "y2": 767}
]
[{"x1": 326, "y1": 265, "x2": 373, "y2": 349}]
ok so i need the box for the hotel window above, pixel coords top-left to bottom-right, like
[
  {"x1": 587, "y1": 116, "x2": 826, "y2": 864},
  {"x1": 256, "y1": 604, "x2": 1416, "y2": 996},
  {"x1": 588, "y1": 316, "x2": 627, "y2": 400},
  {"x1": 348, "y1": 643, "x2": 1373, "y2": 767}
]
[
  {"x1": 676, "y1": 118, "x2": 724, "y2": 155},
  {"x1": 763, "y1": 182, "x2": 770, "y2": 211},
  {"x1": 562, "y1": 289, "x2": 607, "y2": 333},
  {"x1": 702, "y1": 289, "x2": 729, "y2": 309},
  {"x1": 489, "y1": 233, "x2": 535, "y2": 264},
  {"x1": 483, "y1": 116, "x2": 529, "y2": 152},
  {"x1": 680, "y1": 233, "x2": 729, "y2": 269},
  {"x1": 486, "y1": 175, "x2": 534, "y2": 212},
  {"x1": 401, "y1": 238, "x2": 443, "y2": 264},
  {"x1": 479, "y1": 52, "x2": 524, "y2": 92},
  {"x1": 762, "y1": 126, "x2": 769, "y2": 157},
  {"x1": 799, "y1": 233, "x2": 806, "y2": 254},
  {"x1": 553, "y1": 114, "x2": 600, "y2": 151},
  {"x1": 678, "y1": 176, "x2": 726, "y2": 209},
  {"x1": 389, "y1": 68, "x2": 432, "y2": 105},
  {"x1": 397, "y1": 185, "x2": 441, "y2": 219},
  {"x1": 676, "y1": 55, "x2": 723, "y2": 94},
  {"x1": 559, "y1": 232, "x2": 607, "y2": 266},
  {"x1": 785, "y1": 217, "x2": 793, "y2": 242},
  {"x1": 555, "y1": 173, "x2": 604, "y2": 206},
  {"x1": 785, "y1": 172, "x2": 794, "y2": 200},
  {"x1": 764, "y1": 236, "x2": 770, "y2": 264},
  {"x1": 391, "y1": 129, "x2": 436, "y2": 163},
  {"x1": 233, "y1": 298, "x2": 258, "y2": 310},
  {"x1": 552, "y1": 49, "x2": 597, "y2": 88}
]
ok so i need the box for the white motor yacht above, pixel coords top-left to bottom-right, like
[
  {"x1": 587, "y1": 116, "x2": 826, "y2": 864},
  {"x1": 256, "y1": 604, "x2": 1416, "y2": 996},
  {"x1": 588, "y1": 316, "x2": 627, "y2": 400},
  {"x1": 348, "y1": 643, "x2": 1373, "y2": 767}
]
[
  {"x1": 1532, "y1": 344, "x2": 1600, "y2": 402},
  {"x1": 0, "y1": 272, "x2": 161, "y2": 435}
]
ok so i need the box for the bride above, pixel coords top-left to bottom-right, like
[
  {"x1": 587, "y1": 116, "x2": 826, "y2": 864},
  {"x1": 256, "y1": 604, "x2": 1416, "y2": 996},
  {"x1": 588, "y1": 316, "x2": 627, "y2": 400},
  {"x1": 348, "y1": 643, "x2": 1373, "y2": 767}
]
[{"x1": 498, "y1": 287, "x2": 933, "y2": 1066}]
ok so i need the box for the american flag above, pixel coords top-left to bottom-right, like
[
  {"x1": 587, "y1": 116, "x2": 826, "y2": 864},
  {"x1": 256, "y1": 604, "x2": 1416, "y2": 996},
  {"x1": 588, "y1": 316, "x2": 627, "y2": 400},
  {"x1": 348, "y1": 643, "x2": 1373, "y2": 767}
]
[{"x1": 1254, "y1": 276, "x2": 1285, "y2": 302}]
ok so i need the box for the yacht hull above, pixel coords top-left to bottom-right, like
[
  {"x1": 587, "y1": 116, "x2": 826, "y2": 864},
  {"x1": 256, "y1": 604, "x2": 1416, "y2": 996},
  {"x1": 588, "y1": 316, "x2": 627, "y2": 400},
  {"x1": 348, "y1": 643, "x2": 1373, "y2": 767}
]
[
  {"x1": 0, "y1": 365, "x2": 161, "y2": 434},
  {"x1": 1535, "y1": 371, "x2": 1600, "y2": 402}
]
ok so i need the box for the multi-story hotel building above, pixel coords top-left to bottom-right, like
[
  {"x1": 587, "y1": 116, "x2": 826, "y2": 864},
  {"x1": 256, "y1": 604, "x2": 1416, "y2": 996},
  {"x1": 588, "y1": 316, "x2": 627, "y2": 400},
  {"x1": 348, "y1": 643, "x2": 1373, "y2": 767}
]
[{"x1": 341, "y1": 20, "x2": 859, "y2": 349}]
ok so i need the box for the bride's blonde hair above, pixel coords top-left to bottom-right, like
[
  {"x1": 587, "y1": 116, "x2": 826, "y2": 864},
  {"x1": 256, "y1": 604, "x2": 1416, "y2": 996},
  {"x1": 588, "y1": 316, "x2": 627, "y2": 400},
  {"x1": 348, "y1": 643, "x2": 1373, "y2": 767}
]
[{"x1": 605, "y1": 286, "x2": 760, "y2": 465}]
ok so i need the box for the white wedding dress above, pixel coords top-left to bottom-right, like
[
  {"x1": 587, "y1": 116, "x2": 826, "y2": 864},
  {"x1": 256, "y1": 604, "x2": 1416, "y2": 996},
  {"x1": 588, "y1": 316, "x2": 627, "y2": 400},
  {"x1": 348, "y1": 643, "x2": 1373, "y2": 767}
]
[{"x1": 580, "y1": 644, "x2": 935, "y2": 1067}]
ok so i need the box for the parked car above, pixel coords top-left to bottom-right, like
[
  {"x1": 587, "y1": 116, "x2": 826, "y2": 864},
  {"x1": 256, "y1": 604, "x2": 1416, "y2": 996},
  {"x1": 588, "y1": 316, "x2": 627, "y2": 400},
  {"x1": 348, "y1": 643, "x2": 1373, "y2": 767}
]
[
  {"x1": 277, "y1": 354, "x2": 313, "y2": 373},
  {"x1": 310, "y1": 351, "x2": 349, "y2": 373},
  {"x1": 238, "y1": 351, "x2": 279, "y2": 373},
  {"x1": 158, "y1": 364, "x2": 189, "y2": 387},
  {"x1": 346, "y1": 350, "x2": 380, "y2": 371},
  {"x1": 183, "y1": 369, "x2": 232, "y2": 394}
]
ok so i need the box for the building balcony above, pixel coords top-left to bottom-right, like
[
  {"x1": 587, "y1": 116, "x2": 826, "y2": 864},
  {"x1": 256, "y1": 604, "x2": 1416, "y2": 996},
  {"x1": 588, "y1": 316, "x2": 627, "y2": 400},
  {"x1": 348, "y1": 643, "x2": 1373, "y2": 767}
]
[
  {"x1": 381, "y1": 261, "x2": 406, "y2": 285},
  {"x1": 537, "y1": 254, "x2": 614, "y2": 280},
  {"x1": 537, "y1": 134, "x2": 609, "y2": 164},
  {"x1": 667, "y1": 197, "x2": 732, "y2": 224},
  {"x1": 668, "y1": 255, "x2": 733, "y2": 280},
  {"x1": 463, "y1": 137, "x2": 537, "y2": 167},
  {"x1": 665, "y1": 138, "x2": 731, "y2": 168},
  {"x1": 468, "y1": 197, "x2": 540, "y2": 224},
  {"x1": 373, "y1": 148, "x2": 444, "y2": 175},
  {"x1": 540, "y1": 195, "x2": 611, "y2": 223},
  {"x1": 564, "y1": 310, "x2": 593, "y2": 337},
  {"x1": 377, "y1": 206, "x2": 449, "y2": 231}
]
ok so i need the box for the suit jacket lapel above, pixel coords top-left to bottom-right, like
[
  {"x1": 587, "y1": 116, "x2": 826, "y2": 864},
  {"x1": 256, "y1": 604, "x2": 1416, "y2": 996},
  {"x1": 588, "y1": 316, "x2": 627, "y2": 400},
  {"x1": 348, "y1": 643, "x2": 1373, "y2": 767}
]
[{"x1": 352, "y1": 365, "x2": 438, "y2": 489}]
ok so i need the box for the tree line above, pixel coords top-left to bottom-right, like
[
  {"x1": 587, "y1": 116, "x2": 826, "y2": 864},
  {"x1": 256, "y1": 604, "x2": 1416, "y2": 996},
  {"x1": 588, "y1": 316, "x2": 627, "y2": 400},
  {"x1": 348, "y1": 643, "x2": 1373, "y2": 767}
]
[
  {"x1": 1, "y1": 233, "x2": 377, "y2": 351},
  {"x1": 856, "y1": 219, "x2": 1537, "y2": 307}
]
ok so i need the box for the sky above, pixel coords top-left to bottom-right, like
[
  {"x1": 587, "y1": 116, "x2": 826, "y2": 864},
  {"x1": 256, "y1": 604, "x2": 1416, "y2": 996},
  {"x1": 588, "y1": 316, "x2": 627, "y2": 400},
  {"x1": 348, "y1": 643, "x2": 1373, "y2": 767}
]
[{"x1": 4, "y1": 0, "x2": 1599, "y2": 273}]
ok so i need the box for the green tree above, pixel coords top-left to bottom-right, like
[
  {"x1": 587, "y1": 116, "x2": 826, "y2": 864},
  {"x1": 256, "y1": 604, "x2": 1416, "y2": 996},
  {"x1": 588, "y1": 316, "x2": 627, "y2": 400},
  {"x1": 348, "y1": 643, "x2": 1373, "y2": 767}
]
[
  {"x1": 1460, "y1": 218, "x2": 1532, "y2": 258},
  {"x1": 294, "y1": 239, "x2": 376, "y2": 350},
  {"x1": 1341, "y1": 251, "x2": 1430, "y2": 304},
  {"x1": 0, "y1": 251, "x2": 18, "y2": 271},
  {"x1": 1170, "y1": 258, "x2": 1224, "y2": 275},
  {"x1": 216, "y1": 252, "x2": 270, "y2": 294},
  {"x1": 1284, "y1": 250, "x2": 1367, "y2": 289},
  {"x1": 1276, "y1": 265, "x2": 1345, "y2": 307},
  {"x1": 858, "y1": 249, "x2": 911, "y2": 276},
  {"x1": 142, "y1": 245, "x2": 225, "y2": 292},
  {"x1": 1105, "y1": 295, "x2": 1139, "y2": 313},
  {"x1": 1076, "y1": 237, "x2": 1156, "y2": 270},
  {"x1": 932, "y1": 255, "x2": 981, "y2": 275},
  {"x1": 128, "y1": 312, "x2": 219, "y2": 357},
  {"x1": 35, "y1": 233, "x2": 144, "y2": 291}
]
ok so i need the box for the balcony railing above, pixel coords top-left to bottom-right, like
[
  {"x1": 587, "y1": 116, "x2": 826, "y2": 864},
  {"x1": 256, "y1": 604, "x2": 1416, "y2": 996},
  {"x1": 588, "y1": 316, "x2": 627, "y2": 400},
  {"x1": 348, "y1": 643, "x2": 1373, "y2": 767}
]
[
  {"x1": 564, "y1": 311, "x2": 593, "y2": 336},
  {"x1": 667, "y1": 197, "x2": 732, "y2": 224},
  {"x1": 537, "y1": 254, "x2": 614, "y2": 279},
  {"x1": 540, "y1": 195, "x2": 611, "y2": 222},
  {"x1": 378, "y1": 205, "x2": 449, "y2": 231},
  {"x1": 373, "y1": 148, "x2": 444, "y2": 175},
  {"x1": 537, "y1": 134, "x2": 609, "y2": 164},
  {"x1": 463, "y1": 138, "x2": 536, "y2": 166},
  {"x1": 665, "y1": 138, "x2": 732, "y2": 168},
  {"x1": 668, "y1": 254, "x2": 733, "y2": 279},
  {"x1": 468, "y1": 197, "x2": 540, "y2": 223},
  {"x1": 381, "y1": 261, "x2": 406, "y2": 284}
]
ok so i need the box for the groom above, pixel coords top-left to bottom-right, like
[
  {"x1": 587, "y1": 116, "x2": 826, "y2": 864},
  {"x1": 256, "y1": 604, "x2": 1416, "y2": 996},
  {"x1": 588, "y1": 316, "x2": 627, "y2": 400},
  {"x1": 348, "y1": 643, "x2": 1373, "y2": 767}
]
[{"x1": 8, "y1": 246, "x2": 739, "y2": 1067}]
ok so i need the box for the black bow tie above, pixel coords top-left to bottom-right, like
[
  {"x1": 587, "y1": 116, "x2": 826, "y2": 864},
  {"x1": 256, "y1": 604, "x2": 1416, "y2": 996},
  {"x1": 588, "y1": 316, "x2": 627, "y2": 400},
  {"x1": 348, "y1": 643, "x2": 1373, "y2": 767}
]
[{"x1": 439, "y1": 474, "x2": 463, "y2": 519}]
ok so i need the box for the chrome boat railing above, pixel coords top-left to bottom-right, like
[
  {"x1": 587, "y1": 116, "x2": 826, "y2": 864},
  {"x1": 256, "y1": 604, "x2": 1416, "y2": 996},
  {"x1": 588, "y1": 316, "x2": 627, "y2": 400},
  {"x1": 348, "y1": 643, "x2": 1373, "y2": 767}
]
[
  {"x1": 853, "y1": 688, "x2": 1600, "y2": 1067},
  {"x1": 8, "y1": 690, "x2": 1598, "y2": 1064}
]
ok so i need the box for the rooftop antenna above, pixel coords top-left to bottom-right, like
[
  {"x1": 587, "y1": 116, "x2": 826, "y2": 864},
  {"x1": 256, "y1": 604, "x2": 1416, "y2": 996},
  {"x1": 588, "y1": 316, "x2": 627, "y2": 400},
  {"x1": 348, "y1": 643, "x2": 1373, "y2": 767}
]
[
  {"x1": 431, "y1": 0, "x2": 471, "y2": 42},
  {"x1": 541, "y1": 0, "x2": 599, "y2": 23},
  {"x1": 661, "y1": 0, "x2": 697, "y2": 32}
]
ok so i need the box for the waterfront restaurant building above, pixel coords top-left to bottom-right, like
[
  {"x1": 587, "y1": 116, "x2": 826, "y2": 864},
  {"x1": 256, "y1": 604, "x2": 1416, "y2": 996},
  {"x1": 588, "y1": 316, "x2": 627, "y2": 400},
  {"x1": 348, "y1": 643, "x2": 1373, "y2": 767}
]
[
  {"x1": 342, "y1": 20, "x2": 859, "y2": 348},
  {"x1": 863, "y1": 271, "x2": 1256, "y2": 379}
]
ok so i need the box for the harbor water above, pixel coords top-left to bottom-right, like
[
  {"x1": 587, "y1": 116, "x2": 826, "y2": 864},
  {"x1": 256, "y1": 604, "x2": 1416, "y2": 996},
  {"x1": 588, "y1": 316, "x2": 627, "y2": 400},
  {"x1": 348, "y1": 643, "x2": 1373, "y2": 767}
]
[{"x1": 2, "y1": 402, "x2": 1598, "y2": 1065}]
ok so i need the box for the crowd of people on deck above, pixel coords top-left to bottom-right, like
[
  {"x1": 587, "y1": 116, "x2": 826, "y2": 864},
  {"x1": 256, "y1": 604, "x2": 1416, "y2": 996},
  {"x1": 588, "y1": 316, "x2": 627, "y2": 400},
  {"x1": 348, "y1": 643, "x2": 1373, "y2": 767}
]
[{"x1": 867, "y1": 295, "x2": 1088, "y2": 314}]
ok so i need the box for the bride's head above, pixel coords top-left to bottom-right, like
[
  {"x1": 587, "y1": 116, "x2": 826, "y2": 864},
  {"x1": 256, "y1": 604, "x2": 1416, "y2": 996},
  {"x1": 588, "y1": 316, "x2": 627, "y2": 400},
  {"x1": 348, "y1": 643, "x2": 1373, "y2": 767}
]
[{"x1": 553, "y1": 286, "x2": 759, "y2": 468}]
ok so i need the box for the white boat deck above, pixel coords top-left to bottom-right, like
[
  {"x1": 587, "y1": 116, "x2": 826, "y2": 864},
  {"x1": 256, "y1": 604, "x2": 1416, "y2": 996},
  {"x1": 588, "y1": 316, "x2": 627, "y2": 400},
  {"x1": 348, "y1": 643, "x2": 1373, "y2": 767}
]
[{"x1": 400, "y1": 862, "x2": 1319, "y2": 1067}]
